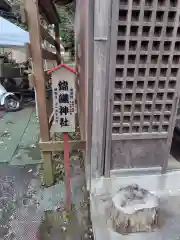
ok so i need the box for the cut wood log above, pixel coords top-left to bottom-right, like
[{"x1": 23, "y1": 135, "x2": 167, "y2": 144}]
[{"x1": 105, "y1": 184, "x2": 159, "y2": 234}]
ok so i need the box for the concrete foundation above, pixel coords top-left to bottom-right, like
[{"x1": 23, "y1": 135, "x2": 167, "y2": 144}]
[{"x1": 90, "y1": 167, "x2": 180, "y2": 239}]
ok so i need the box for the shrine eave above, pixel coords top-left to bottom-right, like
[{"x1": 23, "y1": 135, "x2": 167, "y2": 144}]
[{"x1": 48, "y1": 64, "x2": 76, "y2": 74}]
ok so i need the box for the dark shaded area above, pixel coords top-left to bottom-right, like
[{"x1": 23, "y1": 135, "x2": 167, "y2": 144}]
[
  {"x1": 0, "y1": 0, "x2": 11, "y2": 12},
  {"x1": 170, "y1": 128, "x2": 180, "y2": 161}
]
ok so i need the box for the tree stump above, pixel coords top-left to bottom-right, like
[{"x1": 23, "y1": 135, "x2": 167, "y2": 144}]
[{"x1": 105, "y1": 184, "x2": 159, "y2": 234}]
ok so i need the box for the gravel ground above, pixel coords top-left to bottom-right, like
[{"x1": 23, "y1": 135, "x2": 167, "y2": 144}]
[
  {"x1": 0, "y1": 162, "x2": 93, "y2": 240},
  {"x1": 0, "y1": 128, "x2": 93, "y2": 240}
]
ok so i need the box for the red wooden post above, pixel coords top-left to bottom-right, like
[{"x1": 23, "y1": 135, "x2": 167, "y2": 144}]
[{"x1": 64, "y1": 132, "x2": 71, "y2": 210}]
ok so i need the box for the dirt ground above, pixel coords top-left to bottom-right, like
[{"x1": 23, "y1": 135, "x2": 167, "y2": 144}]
[{"x1": 0, "y1": 108, "x2": 92, "y2": 240}]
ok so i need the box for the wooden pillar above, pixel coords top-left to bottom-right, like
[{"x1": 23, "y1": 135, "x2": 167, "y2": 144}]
[
  {"x1": 25, "y1": 0, "x2": 53, "y2": 186},
  {"x1": 54, "y1": 23, "x2": 61, "y2": 65},
  {"x1": 90, "y1": 0, "x2": 112, "y2": 178}
]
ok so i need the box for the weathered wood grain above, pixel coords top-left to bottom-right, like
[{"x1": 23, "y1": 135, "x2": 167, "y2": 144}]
[
  {"x1": 90, "y1": 0, "x2": 111, "y2": 178},
  {"x1": 105, "y1": 0, "x2": 120, "y2": 177},
  {"x1": 39, "y1": 140, "x2": 86, "y2": 152},
  {"x1": 25, "y1": 0, "x2": 53, "y2": 186}
]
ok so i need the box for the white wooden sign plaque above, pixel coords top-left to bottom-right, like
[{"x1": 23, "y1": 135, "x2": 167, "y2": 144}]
[{"x1": 51, "y1": 65, "x2": 76, "y2": 133}]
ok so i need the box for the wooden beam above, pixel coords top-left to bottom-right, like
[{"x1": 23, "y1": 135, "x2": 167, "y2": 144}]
[
  {"x1": 43, "y1": 152, "x2": 54, "y2": 186},
  {"x1": 54, "y1": 23, "x2": 61, "y2": 65},
  {"x1": 38, "y1": 0, "x2": 60, "y2": 24},
  {"x1": 42, "y1": 48, "x2": 57, "y2": 61},
  {"x1": 20, "y1": 0, "x2": 60, "y2": 25},
  {"x1": 25, "y1": 0, "x2": 53, "y2": 186},
  {"x1": 105, "y1": 0, "x2": 120, "y2": 177},
  {"x1": 20, "y1": 3, "x2": 59, "y2": 52},
  {"x1": 40, "y1": 25, "x2": 59, "y2": 48},
  {"x1": 85, "y1": 0, "x2": 95, "y2": 190},
  {"x1": 48, "y1": 112, "x2": 54, "y2": 128},
  {"x1": 25, "y1": 42, "x2": 59, "y2": 61},
  {"x1": 39, "y1": 140, "x2": 86, "y2": 152},
  {"x1": 40, "y1": 26, "x2": 55, "y2": 45},
  {"x1": 25, "y1": 0, "x2": 50, "y2": 139},
  {"x1": 91, "y1": 0, "x2": 112, "y2": 177}
]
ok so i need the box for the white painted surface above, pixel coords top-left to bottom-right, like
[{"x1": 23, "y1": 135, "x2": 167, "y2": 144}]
[{"x1": 51, "y1": 66, "x2": 76, "y2": 133}]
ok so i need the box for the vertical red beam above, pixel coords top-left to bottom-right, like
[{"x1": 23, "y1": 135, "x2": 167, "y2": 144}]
[{"x1": 64, "y1": 132, "x2": 71, "y2": 210}]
